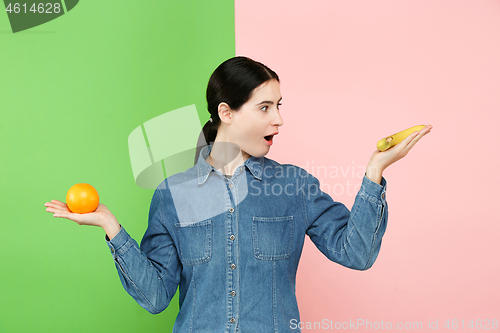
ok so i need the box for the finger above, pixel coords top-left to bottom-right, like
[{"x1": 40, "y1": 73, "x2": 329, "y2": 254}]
[
  {"x1": 46, "y1": 200, "x2": 70, "y2": 211},
  {"x1": 47, "y1": 208, "x2": 74, "y2": 219},
  {"x1": 49, "y1": 210, "x2": 86, "y2": 224},
  {"x1": 411, "y1": 125, "x2": 433, "y2": 142},
  {"x1": 46, "y1": 206, "x2": 71, "y2": 215},
  {"x1": 52, "y1": 212, "x2": 73, "y2": 219},
  {"x1": 402, "y1": 127, "x2": 430, "y2": 153},
  {"x1": 403, "y1": 137, "x2": 421, "y2": 153},
  {"x1": 45, "y1": 200, "x2": 66, "y2": 209},
  {"x1": 45, "y1": 204, "x2": 71, "y2": 215},
  {"x1": 416, "y1": 125, "x2": 432, "y2": 137},
  {"x1": 96, "y1": 203, "x2": 107, "y2": 209},
  {"x1": 95, "y1": 203, "x2": 109, "y2": 212},
  {"x1": 382, "y1": 131, "x2": 419, "y2": 159},
  {"x1": 396, "y1": 130, "x2": 420, "y2": 150}
]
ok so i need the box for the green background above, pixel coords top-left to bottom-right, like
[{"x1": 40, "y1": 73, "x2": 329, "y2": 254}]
[{"x1": 0, "y1": 1, "x2": 234, "y2": 331}]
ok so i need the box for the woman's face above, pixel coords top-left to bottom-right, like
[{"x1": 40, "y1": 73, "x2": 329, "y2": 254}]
[{"x1": 224, "y1": 79, "x2": 283, "y2": 159}]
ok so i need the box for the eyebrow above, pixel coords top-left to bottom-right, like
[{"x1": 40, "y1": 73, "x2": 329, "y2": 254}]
[{"x1": 256, "y1": 97, "x2": 283, "y2": 106}]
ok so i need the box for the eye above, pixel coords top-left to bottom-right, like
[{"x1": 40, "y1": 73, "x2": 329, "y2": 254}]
[
  {"x1": 260, "y1": 105, "x2": 268, "y2": 112},
  {"x1": 277, "y1": 103, "x2": 282, "y2": 110}
]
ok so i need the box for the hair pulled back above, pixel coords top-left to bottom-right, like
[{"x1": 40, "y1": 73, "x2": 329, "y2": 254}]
[{"x1": 195, "y1": 56, "x2": 279, "y2": 162}]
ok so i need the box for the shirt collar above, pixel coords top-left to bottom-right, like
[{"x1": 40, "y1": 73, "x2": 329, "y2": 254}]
[{"x1": 196, "y1": 145, "x2": 264, "y2": 185}]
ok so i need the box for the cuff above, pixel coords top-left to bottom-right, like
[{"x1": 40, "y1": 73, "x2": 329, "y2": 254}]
[
  {"x1": 105, "y1": 225, "x2": 132, "y2": 259},
  {"x1": 359, "y1": 174, "x2": 387, "y2": 204}
]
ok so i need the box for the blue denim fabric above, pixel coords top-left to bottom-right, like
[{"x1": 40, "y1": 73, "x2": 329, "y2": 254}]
[{"x1": 106, "y1": 144, "x2": 388, "y2": 332}]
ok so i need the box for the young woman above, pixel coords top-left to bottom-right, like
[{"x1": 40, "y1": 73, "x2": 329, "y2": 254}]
[{"x1": 45, "y1": 56, "x2": 432, "y2": 332}]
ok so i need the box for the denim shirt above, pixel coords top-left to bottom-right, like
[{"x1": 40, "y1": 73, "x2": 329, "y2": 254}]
[{"x1": 106, "y1": 144, "x2": 388, "y2": 332}]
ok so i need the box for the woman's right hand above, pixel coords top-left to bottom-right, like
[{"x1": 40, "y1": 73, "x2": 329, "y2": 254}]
[{"x1": 45, "y1": 200, "x2": 121, "y2": 239}]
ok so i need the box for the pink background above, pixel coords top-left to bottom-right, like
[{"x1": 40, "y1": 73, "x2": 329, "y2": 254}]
[{"x1": 236, "y1": 0, "x2": 500, "y2": 331}]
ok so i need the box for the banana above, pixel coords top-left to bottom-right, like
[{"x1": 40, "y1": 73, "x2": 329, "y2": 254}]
[{"x1": 377, "y1": 125, "x2": 425, "y2": 151}]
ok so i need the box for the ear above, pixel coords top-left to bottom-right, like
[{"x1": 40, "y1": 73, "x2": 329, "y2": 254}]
[{"x1": 218, "y1": 102, "x2": 233, "y2": 124}]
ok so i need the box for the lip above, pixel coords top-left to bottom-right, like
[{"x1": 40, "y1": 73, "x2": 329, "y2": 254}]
[{"x1": 264, "y1": 132, "x2": 277, "y2": 146}]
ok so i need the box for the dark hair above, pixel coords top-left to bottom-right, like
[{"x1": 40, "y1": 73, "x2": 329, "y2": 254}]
[{"x1": 195, "y1": 56, "x2": 279, "y2": 163}]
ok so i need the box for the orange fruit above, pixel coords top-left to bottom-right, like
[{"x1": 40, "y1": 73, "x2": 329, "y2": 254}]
[{"x1": 66, "y1": 183, "x2": 99, "y2": 214}]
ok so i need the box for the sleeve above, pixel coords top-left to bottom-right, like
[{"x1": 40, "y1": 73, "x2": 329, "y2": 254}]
[
  {"x1": 303, "y1": 172, "x2": 388, "y2": 270},
  {"x1": 105, "y1": 186, "x2": 181, "y2": 314}
]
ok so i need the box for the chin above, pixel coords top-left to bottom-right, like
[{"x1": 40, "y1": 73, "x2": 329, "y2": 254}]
[
  {"x1": 251, "y1": 147, "x2": 271, "y2": 158},
  {"x1": 239, "y1": 140, "x2": 271, "y2": 159},
  {"x1": 239, "y1": 147, "x2": 266, "y2": 159}
]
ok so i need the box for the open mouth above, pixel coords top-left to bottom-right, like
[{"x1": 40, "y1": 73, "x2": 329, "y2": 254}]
[{"x1": 264, "y1": 135, "x2": 273, "y2": 142}]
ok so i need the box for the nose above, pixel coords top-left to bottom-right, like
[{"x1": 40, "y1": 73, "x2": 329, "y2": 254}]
[{"x1": 273, "y1": 109, "x2": 284, "y2": 127}]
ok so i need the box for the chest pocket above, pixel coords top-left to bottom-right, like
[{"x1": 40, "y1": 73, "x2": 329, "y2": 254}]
[
  {"x1": 252, "y1": 216, "x2": 294, "y2": 260},
  {"x1": 174, "y1": 219, "x2": 212, "y2": 266}
]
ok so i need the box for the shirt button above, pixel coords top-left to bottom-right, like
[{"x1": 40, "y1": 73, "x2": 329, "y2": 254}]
[
  {"x1": 382, "y1": 193, "x2": 385, "y2": 199},
  {"x1": 230, "y1": 264, "x2": 236, "y2": 270},
  {"x1": 230, "y1": 318, "x2": 236, "y2": 324},
  {"x1": 230, "y1": 234, "x2": 236, "y2": 241},
  {"x1": 229, "y1": 183, "x2": 233, "y2": 189},
  {"x1": 230, "y1": 290, "x2": 236, "y2": 297},
  {"x1": 229, "y1": 208, "x2": 234, "y2": 213}
]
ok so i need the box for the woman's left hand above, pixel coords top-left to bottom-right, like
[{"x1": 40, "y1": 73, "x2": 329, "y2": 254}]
[{"x1": 365, "y1": 125, "x2": 433, "y2": 183}]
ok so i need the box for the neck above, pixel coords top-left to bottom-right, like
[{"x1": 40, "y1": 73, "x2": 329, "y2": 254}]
[{"x1": 206, "y1": 141, "x2": 248, "y2": 176}]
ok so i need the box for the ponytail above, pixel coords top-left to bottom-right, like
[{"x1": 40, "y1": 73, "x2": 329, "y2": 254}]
[
  {"x1": 194, "y1": 117, "x2": 219, "y2": 165},
  {"x1": 203, "y1": 117, "x2": 218, "y2": 145}
]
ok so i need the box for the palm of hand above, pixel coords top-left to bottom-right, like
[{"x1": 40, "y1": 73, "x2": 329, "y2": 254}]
[
  {"x1": 369, "y1": 125, "x2": 433, "y2": 172},
  {"x1": 45, "y1": 200, "x2": 111, "y2": 227}
]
